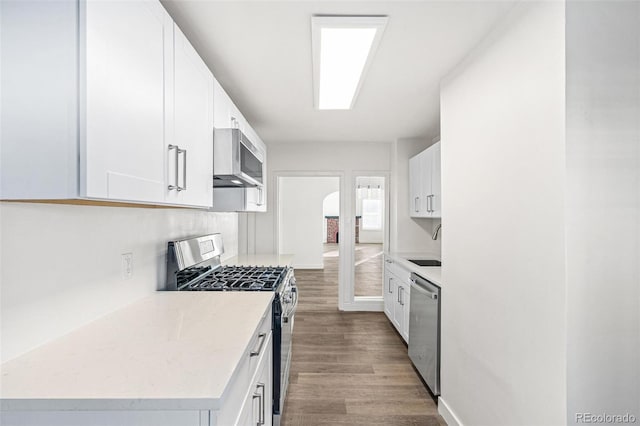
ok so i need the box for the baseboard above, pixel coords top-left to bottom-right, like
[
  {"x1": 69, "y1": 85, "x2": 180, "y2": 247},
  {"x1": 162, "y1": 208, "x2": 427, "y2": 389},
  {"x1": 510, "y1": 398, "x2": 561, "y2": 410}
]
[
  {"x1": 292, "y1": 264, "x2": 324, "y2": 269},
  {"x1": 340, "y1": 299, "x2": 384, "y2": 311},
  {"x1": 438, "y1": 397, "x2": 463, "y2": 426}
]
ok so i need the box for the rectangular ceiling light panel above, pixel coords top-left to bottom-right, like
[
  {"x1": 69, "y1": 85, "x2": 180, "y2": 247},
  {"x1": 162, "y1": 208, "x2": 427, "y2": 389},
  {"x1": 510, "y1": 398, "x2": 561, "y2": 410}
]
[{"x1": 312, "y1": 16, "x2": 388, "y2": 110}]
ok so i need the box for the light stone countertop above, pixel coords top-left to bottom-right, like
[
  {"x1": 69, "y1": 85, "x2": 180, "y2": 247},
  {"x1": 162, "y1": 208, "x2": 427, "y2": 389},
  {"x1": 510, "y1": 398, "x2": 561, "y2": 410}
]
[
  {"x1": 385, "y1": 252, "x2": 443, "y2": 287},
  {"x1": 0, "y1": 292, "x2": 274, "y2": 411},
  {"x1": 224, "y1": 254, "x2": 294, "y2": 267}
]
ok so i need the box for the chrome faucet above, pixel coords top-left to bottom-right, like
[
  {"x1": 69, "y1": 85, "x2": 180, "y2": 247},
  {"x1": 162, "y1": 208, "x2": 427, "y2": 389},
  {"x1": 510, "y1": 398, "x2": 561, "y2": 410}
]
[{"x1": 432, "y1": 223, "x2": 442, "y2": 240}]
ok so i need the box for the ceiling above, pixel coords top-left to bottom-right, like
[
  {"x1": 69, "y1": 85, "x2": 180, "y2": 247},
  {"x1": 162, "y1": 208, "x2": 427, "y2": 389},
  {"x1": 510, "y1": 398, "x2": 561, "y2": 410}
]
[{"x1": 161, "y1": 1, "x2": 515, "y2": 145}]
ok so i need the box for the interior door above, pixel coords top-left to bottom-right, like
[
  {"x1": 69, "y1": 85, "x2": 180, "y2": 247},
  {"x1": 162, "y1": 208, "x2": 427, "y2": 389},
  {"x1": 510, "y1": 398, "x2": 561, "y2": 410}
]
[
  {"x1": 83, "y1": 0, "x2": 171, "y2": 203},
  {"x1": 170, "y1": 25, "x2": 213, "y2": 207}
]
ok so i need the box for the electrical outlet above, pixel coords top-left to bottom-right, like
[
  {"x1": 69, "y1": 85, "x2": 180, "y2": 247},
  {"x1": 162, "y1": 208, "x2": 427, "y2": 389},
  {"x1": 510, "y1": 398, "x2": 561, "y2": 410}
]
[{"x1": 121, "y1": 253, "x2": 133, "y2": 280}]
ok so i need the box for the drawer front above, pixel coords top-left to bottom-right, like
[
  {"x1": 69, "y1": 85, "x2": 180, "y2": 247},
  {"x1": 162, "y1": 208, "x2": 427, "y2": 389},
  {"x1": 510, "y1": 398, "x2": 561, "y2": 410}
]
[
  {"x1": 235, "y1": 333, "x2": 273, "y2": 426},
  {"x1": 385, "y1": 256, "x2": 411, "y2": 283},
  {"x1": 216, "y1": 305, "x2": 272, "y2": 425}
]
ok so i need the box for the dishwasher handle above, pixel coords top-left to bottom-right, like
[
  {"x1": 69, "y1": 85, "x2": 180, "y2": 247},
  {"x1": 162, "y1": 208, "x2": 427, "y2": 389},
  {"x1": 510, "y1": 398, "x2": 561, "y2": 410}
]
[{"x1": 410, "y1": 274, "x2": 439, "y2": 300}]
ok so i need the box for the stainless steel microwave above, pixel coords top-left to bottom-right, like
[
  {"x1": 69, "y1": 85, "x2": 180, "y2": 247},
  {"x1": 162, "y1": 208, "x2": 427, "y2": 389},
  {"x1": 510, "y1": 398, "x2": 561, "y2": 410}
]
[{"x1": 213, "y1": 128, "x2": 264, "y2": 188}]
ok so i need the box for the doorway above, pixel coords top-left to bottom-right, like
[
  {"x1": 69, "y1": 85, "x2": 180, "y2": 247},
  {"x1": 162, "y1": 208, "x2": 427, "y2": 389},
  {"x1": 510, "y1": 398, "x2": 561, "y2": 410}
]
[
  {"x1": 277, "y1": 176, "x2": 341, "y2": 270},
  {"x1": 353, "y1": 176, "x2": 386, "y2": 298}
]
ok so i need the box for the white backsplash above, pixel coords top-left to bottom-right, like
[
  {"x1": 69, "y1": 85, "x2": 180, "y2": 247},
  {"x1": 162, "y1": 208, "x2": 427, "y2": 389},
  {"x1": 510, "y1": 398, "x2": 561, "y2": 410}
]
[{"x1": 0, "y1": 202, "x2": 238, "y2": 363}]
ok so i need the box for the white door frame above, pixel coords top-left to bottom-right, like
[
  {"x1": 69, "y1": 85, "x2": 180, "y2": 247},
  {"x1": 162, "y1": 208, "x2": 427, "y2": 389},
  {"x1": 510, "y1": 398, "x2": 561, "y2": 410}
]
[
  {"x1": 273, "y1": 171, "x2": 348, "y2": 310},
  {"x1": 273, "y1": 170, "x2": 389, "y2": 312},
  {"x1": 343, "y1": 171, "x2": 390, "y2": 312}
]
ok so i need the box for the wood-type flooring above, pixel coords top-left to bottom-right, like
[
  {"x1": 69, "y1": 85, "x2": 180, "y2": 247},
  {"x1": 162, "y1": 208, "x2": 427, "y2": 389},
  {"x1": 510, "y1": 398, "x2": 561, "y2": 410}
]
[{"x1": 281, "y1": 249, "x2": 446, "y2": 426}]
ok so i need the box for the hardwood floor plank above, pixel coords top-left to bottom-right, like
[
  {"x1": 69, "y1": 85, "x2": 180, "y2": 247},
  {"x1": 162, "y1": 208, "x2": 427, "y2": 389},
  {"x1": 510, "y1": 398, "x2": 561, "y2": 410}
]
[{"x1": 281, "y1": 250, "x2": 445, "y2": 425}]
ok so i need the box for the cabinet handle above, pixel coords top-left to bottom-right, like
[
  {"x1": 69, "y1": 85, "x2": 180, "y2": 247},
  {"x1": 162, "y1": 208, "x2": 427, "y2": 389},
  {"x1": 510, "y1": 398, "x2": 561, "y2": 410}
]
[
  {"x1": 426, "y1": 195, "x2": 431, "y2": 213},
  {"x1": 250, "y1": 332, "x2": 266, "y2": 357},
  {"x1": 167, "y1": 145, "x2": 179, "y2": 191},
  {"x1": 176, "y1": 148, "x2": 187, "y2": 191},
  {"x1": 182, "y1": 148, "x2": 187, "y2": 191},
  {"x1": 388, "y1": 277, "x2": 393, "y2": 294},
  {"x1": 397, "y1": 285, "x2": 401, "y2": 303},
  {"x1": 252, "y1": 390, "x2": 262, "y2": 426},
  {"x1": 414, "y1": 197, "x2": 420, "y2": 212},
  {"x1": 256, "y1": 382, "x2": 265, "y2": 425},
  {"x1": 257, "y1": 187, "x2": 263, "y2": 206},
  {"x1": 401, "y1": 287, "x2": 405, "y2": 305}
]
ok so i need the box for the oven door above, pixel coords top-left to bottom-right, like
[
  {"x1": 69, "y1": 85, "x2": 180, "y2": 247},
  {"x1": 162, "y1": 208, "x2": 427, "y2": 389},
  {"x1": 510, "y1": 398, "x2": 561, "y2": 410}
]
[{"x1": 278, "y1": 286, "x2": 297, "y2": 415}]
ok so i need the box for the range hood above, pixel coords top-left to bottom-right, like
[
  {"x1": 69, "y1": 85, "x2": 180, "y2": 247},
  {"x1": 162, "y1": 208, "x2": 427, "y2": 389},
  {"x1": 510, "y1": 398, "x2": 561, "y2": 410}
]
[{"x1": 213, "y1": 128, "x2": 264, "y2": 188}]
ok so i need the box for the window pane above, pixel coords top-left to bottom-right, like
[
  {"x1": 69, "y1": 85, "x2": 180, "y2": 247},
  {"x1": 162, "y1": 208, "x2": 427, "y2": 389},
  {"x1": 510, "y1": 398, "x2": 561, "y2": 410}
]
[{"x1": 362, "y1": 199, "x2": 382, "y2": 230}]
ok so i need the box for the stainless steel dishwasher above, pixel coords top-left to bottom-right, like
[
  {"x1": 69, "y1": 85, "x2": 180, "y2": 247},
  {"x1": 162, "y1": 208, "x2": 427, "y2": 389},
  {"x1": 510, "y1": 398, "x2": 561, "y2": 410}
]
[{"x1": 408, "y1": 272, "x2": 441, "y2": 396}]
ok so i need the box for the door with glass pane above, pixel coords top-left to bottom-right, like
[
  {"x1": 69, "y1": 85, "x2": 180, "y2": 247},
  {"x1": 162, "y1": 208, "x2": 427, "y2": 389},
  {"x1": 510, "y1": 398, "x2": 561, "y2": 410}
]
[{"x1": 354, "y1": 176, "x2": 386, "y2": 297}]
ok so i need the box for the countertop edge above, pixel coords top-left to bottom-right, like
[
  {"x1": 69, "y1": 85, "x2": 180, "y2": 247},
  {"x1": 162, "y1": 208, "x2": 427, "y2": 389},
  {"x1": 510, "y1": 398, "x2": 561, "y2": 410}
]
[
  {"x1": 384, "y1": 252, "x2": 443, "y2": 287},
  {"x1": 0, "y1": 397, "x2": 220, "y2": 412}
]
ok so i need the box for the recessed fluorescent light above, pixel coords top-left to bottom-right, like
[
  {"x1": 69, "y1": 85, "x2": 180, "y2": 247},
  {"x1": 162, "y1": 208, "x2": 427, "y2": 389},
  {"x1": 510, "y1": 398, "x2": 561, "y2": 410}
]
[{"x1": 312, "y1": 16, "x2": 388, "y2": 110}]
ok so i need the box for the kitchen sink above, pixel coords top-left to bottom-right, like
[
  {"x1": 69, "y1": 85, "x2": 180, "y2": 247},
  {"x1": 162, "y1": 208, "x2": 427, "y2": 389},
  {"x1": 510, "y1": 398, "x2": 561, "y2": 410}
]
[{"x1": 408, "y1": 259, "x2": 441, "y2": 267}]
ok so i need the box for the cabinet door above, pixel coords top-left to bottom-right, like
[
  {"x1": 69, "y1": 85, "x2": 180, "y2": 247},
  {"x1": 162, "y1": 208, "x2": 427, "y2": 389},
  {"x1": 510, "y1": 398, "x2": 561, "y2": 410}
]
[
  {"x1": 213, "y1": 78, "x2": 234, "y2": 130},
  {"x1": 83, "y1": 0, "x2": 171, "y2": 203},
  {"x1": 235, "y1": 335, "x2": 273, "y2": 426},
  {"x1": 383, "y1": 263, "x2": 395, "y2": 321},
  {"x1": 402, "y1": 282, "x2": 411, "y2": 342},
  {"x1": 430, "y1": 142, "x2": 442, "y2": 218},
  {"x1": 169, "y1": 25, "x2": 213, "y2": 207},
  {"x1": 393, "y1": 280, "x2": 404, "y2": 333},
  {"x1": 421, "y1": 148, "x2": 434, "y2": 217},
  {"x1": 409, "y1": 154, "x2": 423, "y2": 217}
]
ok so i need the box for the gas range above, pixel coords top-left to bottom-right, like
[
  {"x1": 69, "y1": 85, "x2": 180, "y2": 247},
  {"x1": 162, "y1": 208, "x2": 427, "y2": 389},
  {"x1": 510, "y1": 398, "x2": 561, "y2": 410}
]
[
  {"x1": 165, "y1": 233, "x2": 297, "y2": 426},
  {"x1": 177, "y1": 265, "x2": 288, "y2": 292},
  {"x1": 165, "y1": 233, "x2": 292, "y2": 294}
]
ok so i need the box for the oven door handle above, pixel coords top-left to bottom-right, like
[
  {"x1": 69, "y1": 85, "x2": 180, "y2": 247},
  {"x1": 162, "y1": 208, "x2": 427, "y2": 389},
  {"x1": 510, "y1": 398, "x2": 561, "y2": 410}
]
[{"x1": 282, "y1": 287, "x2": 298, "y2": 323}]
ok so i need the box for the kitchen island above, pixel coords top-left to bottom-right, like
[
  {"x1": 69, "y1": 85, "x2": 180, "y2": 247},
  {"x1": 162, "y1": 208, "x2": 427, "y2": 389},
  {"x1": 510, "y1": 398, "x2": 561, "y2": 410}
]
[{"x1": 0, "y1": 292, "x2": 274, "y2": 425}]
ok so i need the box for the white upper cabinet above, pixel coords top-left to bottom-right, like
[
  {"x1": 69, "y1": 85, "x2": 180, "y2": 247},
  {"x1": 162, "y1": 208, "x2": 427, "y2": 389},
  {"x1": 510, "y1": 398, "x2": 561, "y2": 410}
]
[
  {"x1": 1, "y1": 0, "x2": 213, "y2": 208},
  {"x1": 409, "y1": 152, "x2": 427, "y2": 218},
  {"x1": 83, "y1": 0, "x2": 170, "y2": 204},
  {"x1": 168, "y1": 25, "x2": 214, "y2": 208},
  {"x1": 409, "y1": 141, "x2": 441, "y2": 218},
  {"x1": 429, "y1": 142, "x2": 442, "y2": 218},
  {"x1": 213, "y1": 78, "x2": 236, "y2": 130}
]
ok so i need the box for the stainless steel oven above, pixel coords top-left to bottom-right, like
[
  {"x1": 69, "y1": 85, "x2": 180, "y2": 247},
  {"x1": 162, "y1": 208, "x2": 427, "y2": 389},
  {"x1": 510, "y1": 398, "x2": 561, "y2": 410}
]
[{"x1": 274, "y1": 275, "x2": 297, "y2": 425}]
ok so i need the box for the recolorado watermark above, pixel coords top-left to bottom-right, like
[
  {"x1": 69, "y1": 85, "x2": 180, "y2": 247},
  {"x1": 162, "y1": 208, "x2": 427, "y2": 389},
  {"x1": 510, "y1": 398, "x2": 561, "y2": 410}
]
[{"x1": 576, "y1": 413, "x2": 637, "y2": 424}]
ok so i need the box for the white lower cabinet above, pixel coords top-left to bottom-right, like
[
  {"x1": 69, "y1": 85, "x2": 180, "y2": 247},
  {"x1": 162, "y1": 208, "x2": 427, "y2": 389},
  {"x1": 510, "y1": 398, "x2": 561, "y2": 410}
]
[
  {"x1": 383, "y1": 257, "x2": 411, "y2": 343},
  {"x1": 213, "y1": 311, "x2": 273, "y2": 426},
  {"x1": 1, "y1": 308, "x2": 274, "y2": 426},
  {"x1": 234, "y1": 334, "x2": 273, "y2": 426}
]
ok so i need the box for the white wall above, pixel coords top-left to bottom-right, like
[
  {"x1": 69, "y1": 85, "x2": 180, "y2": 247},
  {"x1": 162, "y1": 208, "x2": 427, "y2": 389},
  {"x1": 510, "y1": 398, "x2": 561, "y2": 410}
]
[
  {"x1": 440, "y1": 3, "x2": 567, "y2": 425},
  {"x1": 253, "y1": 142, "x2": 391, "y2": 254},
  {"x1": 565, "y1": 1, "x2": 640, "y2": 423},
  {"x1": 0, "y1": 203, "x2": 238, "y2": 362},
  {"x1": 390, "y1": 138, "x2": 441, "y2": 254},
  {"x1": 279, "y1": 177, "x2": 339, "y2": 268},
  {"x1": 322, "y1": 191, "x2": 339, "y2": 243}
]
